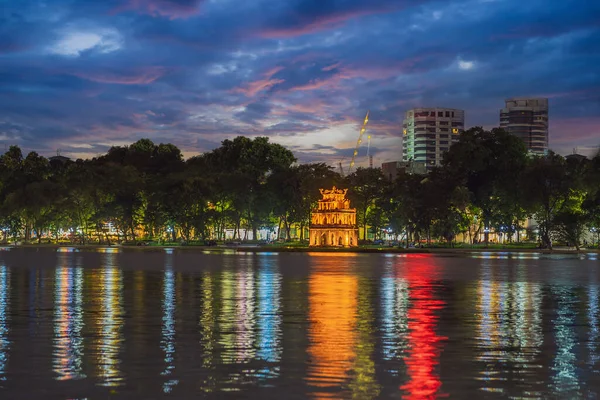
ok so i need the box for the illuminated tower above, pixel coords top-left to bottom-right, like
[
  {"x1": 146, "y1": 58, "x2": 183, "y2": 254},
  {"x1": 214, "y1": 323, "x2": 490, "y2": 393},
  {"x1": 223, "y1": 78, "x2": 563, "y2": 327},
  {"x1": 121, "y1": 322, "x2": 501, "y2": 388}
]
[{"x1": 309, "y1": 187, "x2": 358, "y2": 247}]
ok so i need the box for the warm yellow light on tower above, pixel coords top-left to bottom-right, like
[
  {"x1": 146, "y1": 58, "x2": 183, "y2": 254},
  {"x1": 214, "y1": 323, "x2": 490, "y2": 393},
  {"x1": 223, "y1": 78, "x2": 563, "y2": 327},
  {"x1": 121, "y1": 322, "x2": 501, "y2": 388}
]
[{"x1": 309, "y1": 187, "x2": 358, "y2": 247}]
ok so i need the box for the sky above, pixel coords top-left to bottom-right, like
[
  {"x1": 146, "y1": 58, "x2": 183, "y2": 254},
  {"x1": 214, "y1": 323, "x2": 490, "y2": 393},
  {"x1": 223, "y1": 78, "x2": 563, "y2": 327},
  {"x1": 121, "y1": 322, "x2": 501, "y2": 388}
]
[{"x1": 0, "y1": 0, "x2": 599, "y2": 166}]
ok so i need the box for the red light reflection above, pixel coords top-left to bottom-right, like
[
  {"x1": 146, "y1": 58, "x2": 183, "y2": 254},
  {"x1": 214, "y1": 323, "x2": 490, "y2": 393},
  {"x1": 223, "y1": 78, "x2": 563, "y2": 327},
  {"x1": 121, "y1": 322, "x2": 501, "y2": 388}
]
[{"x1": 400, "y1": 255, "x2": 447, "y2": 399}]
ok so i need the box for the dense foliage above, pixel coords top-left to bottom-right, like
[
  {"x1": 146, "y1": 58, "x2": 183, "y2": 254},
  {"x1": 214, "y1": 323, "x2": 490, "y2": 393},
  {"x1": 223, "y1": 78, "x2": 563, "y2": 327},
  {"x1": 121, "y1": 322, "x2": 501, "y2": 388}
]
[{"x1": 1, "y1": 129, "x2": 598, "y2": 248}]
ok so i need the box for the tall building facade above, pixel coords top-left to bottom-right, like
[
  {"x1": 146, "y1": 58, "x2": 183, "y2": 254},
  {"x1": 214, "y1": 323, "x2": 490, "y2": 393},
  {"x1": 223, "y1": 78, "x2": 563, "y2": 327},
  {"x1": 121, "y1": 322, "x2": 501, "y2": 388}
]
[
  {"x1": 402, "y1": 108, "x2": 464, "y2": 170},
  {"x1": 500, "y1": 98, "x2": 548, "y2": 155},
  {"x1": 381, "y1": 160, "x2": 427, "y2": 180}
]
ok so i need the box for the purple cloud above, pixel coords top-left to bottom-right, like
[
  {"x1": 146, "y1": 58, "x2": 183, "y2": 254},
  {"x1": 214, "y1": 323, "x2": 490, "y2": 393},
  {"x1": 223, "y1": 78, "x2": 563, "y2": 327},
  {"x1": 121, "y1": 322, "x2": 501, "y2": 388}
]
[{"x1": 0, "y1": 0, "x2": 597, "y2": 164}]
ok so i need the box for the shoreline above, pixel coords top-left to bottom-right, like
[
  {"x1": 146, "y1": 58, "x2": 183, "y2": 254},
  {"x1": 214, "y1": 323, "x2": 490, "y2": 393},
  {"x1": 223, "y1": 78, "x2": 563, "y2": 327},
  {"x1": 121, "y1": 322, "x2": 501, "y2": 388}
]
[
  {"x1": 2, "y1": 243, "x2": 597, "y2": 255},
  {"x1": 236, "y1": 246, "x2": 597, "y2": 255}
]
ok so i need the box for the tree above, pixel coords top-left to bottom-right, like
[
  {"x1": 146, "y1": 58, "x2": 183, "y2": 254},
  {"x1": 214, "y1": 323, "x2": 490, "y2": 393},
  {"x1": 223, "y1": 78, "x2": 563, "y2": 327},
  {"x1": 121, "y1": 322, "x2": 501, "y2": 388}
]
[
  {"x1": 345, "y1": 168, "x2": 387, "y2": 240},
  {"x1": 366, "y1": 205, "x2": 386, "y2": 239},
  {"x1": 431, "y1": 183, "x2": 471, "y2": 246},
  {"x1": 97, "y1": 162, "x2": 145, "y2": 241},
  {"x1": 554, "y1": 208, "x2": 586, "y2": 250},
  {"x1": 521, "y1": 152, "x2": 587, "y2": 249},
  {"x1": 1, "y1": 134, "x2": 599, "y2": 248},
  {"x1": 268, "y1": 163, "x2": 339, "y2": 241},
  {"x1": 204, "y1": 137, "x2": 296, "y2": 240},
  {"x1": 443, "y1": 127, "x2": 529, "y2": 245}
]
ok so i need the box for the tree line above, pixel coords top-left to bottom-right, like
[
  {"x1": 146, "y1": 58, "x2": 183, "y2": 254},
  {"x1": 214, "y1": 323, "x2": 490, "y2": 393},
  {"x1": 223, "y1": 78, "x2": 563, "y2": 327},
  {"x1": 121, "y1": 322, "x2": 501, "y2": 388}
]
[{"x1": 0, "y1": 128, "x2": 598, "y2": 249}]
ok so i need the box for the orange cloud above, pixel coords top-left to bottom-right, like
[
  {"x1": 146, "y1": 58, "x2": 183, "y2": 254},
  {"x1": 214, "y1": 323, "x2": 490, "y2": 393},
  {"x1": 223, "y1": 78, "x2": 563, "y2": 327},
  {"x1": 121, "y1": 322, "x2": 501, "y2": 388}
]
[
  {"x1": 234, "y1": 66, "x2": 285, "y2": 96},
  {"x1": 258, "y1": 8, "x2": 392, "y2": 39}
]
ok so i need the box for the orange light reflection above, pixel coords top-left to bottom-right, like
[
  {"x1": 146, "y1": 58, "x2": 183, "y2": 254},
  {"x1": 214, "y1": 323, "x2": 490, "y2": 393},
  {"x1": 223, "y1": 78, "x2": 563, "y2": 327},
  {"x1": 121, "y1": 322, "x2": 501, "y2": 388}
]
[
  {"x1": 306, "y1": 252, "x2": 359, "y2": 257},
  {"x1": 307, "y1": 272, "x2": 357, "y2": 399}
]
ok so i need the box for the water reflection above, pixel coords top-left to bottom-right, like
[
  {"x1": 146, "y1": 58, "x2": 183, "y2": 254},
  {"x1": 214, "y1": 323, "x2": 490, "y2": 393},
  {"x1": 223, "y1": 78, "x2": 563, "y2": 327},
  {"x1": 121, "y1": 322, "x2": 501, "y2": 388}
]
[
  {"x1": 588, "y1": 285, "x2": 599, "y2": 375},
  {"x1": 236, "y1": 258, "x2": 255, "y2": 365},
  {"x1": 509, "y1": 266, "x2": 543, "y2": 396},
  {"x1": 550, "y1": 285, "x2": 581, "y2": 396},
  {"x1": 0, "y1": 251, "x2": 599, "y2": 398},
  {"x1": 307, "y1": 260, "x2": 357, "y2": 399},
  {"x1": 161, "y1": 254, "x2": 178, "y2": 393},
  {"x1": 199, "y1": 271, "x2": 216, "y2": 392},
  {"x1": 381, "y1": 260, "x2": 409, "y2": 370},
  {"x1": 475, "y1": 261, "x2": 544, "y2": 396},
  {"x1": 219, "y1": 268, "x2": 236, "y2": 366},
  {"x1": 349, "y1": 277, "x2": 380, "y2": 399},
  {"x1": 476, "y1": 260, "x2": 510, "y2": 394},
  {"x1": 223, "y1": 272, "x2": 251, "y2": 361},
  {"x1": 29, "y1": 269, "x2": 42, "y2": 337},
  {"x1": 0, "y1": 266, "x2": 9, "y2": 383},
  {"x1": 53, "y1": 258, "x2": 85, "y2": 380},
  {"x1": 256, "y1": 255, "x2": 282, "y2": 381},
  {"x1": 218, "y1": 256, "x2": 258, "y2": 389},
  {"x1": 401, "y1": 256, "x2": 446, "y2": 399},
  {"x1": 95, "y1": 253, "x2": 125, "y2": 387}
]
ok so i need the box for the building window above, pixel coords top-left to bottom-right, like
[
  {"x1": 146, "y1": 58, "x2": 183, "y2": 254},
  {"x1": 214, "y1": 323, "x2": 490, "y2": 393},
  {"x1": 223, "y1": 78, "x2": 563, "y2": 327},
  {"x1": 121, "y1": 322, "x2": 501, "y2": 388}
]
[
  {"x1": 445, "y1": 111, "x2": 450, "y2": 117},
  {"x1": 451, "y1": 112, "x2": 454, "y2": 117},
  {"x1": 430, "y1": 111, "x2": 435, "y2": 116},
  {"x1": 438, "y1": 111, "x2": 443, "y2": 117}
]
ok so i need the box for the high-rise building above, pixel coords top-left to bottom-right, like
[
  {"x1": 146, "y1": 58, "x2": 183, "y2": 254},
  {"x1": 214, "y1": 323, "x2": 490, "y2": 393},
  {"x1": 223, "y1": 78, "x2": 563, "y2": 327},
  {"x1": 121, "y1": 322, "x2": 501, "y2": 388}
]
[
  {"x1": 500, "y1": 98, "x2": 548, "y2": 155},
  {"x1": 402, "y1": 108, "x2": 464, "y2": 170},
  {"x1": 381, "y1": 160, "x2": 427, "y2": 180}
]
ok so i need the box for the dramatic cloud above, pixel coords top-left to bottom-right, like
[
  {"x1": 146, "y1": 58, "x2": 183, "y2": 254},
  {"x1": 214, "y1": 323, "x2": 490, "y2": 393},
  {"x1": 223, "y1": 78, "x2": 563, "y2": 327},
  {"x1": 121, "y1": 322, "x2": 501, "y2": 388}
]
[
  {"x1": 0, "y1": 0, "x2": 598, "y2": 164},
  {"x1": 112, "y1": 0, "x2": 205, "y2": 19},
  {"x1": 73, "y1": 66, "x2": 169, "y2": 85},
  {"x1": 257, "y1": 0, "x2": 428, "y2": 38},
  {"x1": 48, "y1": 27, "x2": 123, "y2": 56}
]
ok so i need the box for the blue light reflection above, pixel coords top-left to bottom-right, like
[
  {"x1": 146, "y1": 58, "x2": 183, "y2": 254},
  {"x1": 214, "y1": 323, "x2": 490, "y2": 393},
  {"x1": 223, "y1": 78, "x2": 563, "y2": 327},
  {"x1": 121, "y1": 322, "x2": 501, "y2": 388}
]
[
  {"x1": 256, "y1": 256, "x2": 282, "y2": 381},
  {"x1": 0, "y1": 266, "x2": 9, "y2": 383},
  {"x1": 550, "y1": 286, "x2": 581, "y2": 396},
  {"x1": 161, "y1": 254, "x2": 179, "y2": 393},
  {"x1": 380, "y1": 260, "x2": 408, "y2": 372}
]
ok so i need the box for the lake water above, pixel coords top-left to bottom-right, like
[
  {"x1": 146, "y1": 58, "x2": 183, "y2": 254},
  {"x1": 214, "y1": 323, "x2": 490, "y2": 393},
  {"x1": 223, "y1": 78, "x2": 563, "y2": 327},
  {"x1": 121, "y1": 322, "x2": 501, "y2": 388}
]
[{"x1": 0, "y1": 248, "x2": 599, "y2": 399}]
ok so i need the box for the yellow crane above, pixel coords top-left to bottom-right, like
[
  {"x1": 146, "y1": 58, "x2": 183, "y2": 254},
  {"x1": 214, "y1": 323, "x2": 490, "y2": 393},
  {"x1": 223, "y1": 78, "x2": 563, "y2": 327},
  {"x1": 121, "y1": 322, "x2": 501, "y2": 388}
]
[{"x1": 347, "y1": 110, "x2": 370, "y2": 175}]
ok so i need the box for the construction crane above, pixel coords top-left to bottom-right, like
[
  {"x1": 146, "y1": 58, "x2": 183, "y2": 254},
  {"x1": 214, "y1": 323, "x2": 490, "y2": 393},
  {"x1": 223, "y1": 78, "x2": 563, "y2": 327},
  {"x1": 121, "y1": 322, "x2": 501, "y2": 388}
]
[
  {"x1": 338, "y1": 160, "x2": 345, "y2": 176},
  {"x1": 367, "y1": 132, "x2": 373, "y2": 168},
  {"x1": 347, "y1": 110, "x2": 370, "y2": 174}
]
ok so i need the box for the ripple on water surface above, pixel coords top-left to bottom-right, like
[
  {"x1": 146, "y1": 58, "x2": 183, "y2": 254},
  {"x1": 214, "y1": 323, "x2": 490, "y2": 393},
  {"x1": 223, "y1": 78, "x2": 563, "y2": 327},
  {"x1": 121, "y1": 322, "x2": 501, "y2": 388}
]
[{"x1": 0, "y1": 249, "x2": 597, "y2": 398}]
